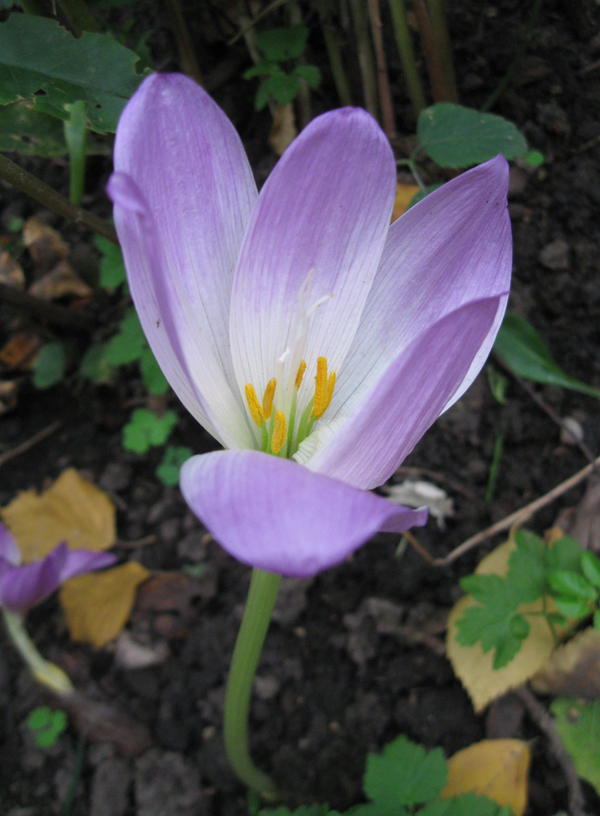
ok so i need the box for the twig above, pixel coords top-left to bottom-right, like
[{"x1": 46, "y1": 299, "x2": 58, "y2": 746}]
[
  {"x1": 227, "y1": 0, "x2": 287, "y2": 46},
  {"x1": 387, "y1": 0, "x2": 426, "y2": 116},
  {"x1": 0, "y1": 154, "x2": 118, "y2": 245},
  {"x1": 0, "y1": 420, "x2": 62, "y2": 469},
  {"x1": 395, "y1": 465, "x2": 478, "y2": 501},
  {"x1": 348, "y1": 0, "x2": 380, "y2": 118},
  {"x1": 411, "y1": 451, "x2": 600, "y2": 567},
  {"x1": 412, "y1": 0, "x2": 449, "y2": 102},
  {"x1": 0, "y1": 281, "x2": 92, "y2": 333},
  {"x1": 164, "y1": 0, "x2": 204, "y2": 85},
  {"x1": 516, "y1": 686, "x2": 588, "y2": 816},
  {"x1": 426, "y1": 0, "x2": 458, "y2": 101},
  {"x1": 367, "y1": 0, "x2": 396, "y2": 140},
  {"x1": 316, "y1": 0, "x2": 353, "y2": 106}
]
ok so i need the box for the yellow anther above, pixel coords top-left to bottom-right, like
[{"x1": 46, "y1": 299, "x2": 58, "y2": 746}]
[
  {"x1": 294, "y1": 360, "x2": 307, "y2": 390},
  {"x1": 245, "y1": 383, "x2": 264, "y2": 427},
  {"x1": 324, "y1": 371, "x2": 336, "y2": 412},
  {"x1": 271, "y1": 410, "x2": 287, "y2": 454},
  {"x1": 311, "y1": 356, "x2": 328, "y2": 419},
  {"x1": 262, "y1": 378, "x2": 276, "y2": 419}
]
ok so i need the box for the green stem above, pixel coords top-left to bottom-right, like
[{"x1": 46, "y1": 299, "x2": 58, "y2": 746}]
[
  {"x1": 348, "y1": 0, "x2": 379, "y2": 119},
  {"x1": 64, "y1": 100, "x2": 87, "y2": 206},
  {"x1": 317, "y1": 2, "x2": 353, "y2": 106},
  {"x1": 2, "y1": 609, "x2": 74, "y2": 696},
  {"x1": 224, "y1": 568, "x2": 281, "y2": 796},
  {"x1": 426, "y1": 0, "x2": 458, "y2": 102},
  {"x1": 387, "y1": 0, "x2": 426, "y2": 117},
  {"x1": 412, "y1": 0, "x2": 449, "y2": 103},
  {"x1": 367, "y1": 0, "x2": 396, "y2": 140}
]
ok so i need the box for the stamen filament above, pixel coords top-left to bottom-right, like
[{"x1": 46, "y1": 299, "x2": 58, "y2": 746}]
[
  {"x1": 262, "y1": 378, "x2": 276, "y2": 419},
  {"x1": 245, "y1": 383, "x2": 264, "y2": 427},
  {"x1": 296, "y1": 398, "x2": 315, "y2": 449},
  {"x1": 271, "y1": 411, "x2": 287, "y2": 454}
]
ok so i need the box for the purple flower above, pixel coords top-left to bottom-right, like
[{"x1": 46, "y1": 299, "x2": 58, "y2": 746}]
[
  {"x1": 0, "y1": 524, "x2": 116, "y2": 616},
  {"x1": 107, "y1": 74, "x2": 512, "y2": 578}
]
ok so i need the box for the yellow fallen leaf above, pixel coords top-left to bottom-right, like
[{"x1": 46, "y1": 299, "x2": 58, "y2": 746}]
[
  {"x1": 391, "y1": 183, "x2": 421, "y2": 222},
  {"x1": 446, "y1": 538, "x2": 555, "y2": 711},
  {"x1": 60, "y1": 562, "x2": 150, "y2": 647},
  {"x1": 442, "y1": 739, "x2": 530, "y2": 816},
  {"x1": 2, "y1": 468, "x2": 115, "y2": 562},
  {"x1": 532, "y1": 626, "x2": 600, "y2": 698}
]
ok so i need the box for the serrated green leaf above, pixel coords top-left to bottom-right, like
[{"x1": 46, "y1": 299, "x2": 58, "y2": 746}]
[
  {"x1": 79, "y1": 342, "x2": 114, "y2": 383},
  {"x1": 545, "y1": 536, "x2": 583, "y2": 572},
  {"x1": 455, "y1": 604, "x2": 526, "y2": 669},
  {"x1": 33, "y1": 342, "x2": 66, "y2": 389},
  {"x1": 94, "y1": 235, "x2": 127, "y2": 290},
  {"x1": 122, "y1": 408, "x2": 177, "y2": 453},
  {"x1": 104, "y1": 308, "x2": 146, "y2": 365},
  {"x1": 364, "y1": 734, "x2": 447, "y2": 811},
  {"x1": 507, "y1": 530, "x2": 546, "y2": 603},
  {"x1": 419, "y1": 792, "x2": 509, "y2": 816},
  {"x1": 553, "y1": 596, "x2": 591, "y2": 619},
  {"x1": 552, "y1": 698, "x2": 600, "y2": 795},
  {"x1": 255, "y1": 82, "x2": 271, "y2": 111},
  {"x1": 547, "y1": 570, "x2": 597, "y2": 601},
  {"x1": 156, "y1": 445, "x2": 192, "y2": 487},
  {"x1": 139, "y1": 347, "x2": 169, "y2": 395},
  {"x1": 256, "y1": 25, "x2": 307, "y2": 61},
  {"x1": 243, "y1": 59, "x2": 280, "y2": 80},
  {"x1": 417, "y1": 104, "x2": 527, "y2": 169},
  {"x1": 0, "y1": 100, "x2": 66, "y2": 156},
  {"x1": 581, "y1": 551, "x2": 600, "y2": 590},
  {"x1": 493, "y1": 313, "x2": 600, "y2": 399},
  {"x1": 294, "y1": 64, "x2": 321, "y2": 89},
  {"x1": 0, "y1": 14, "x2": 149, "y2": 133},
  {"x1": 264, "y1": 73, "x2": 300, "y2": 105}
]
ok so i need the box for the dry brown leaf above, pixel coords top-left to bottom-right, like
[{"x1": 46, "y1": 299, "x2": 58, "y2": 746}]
[
  {"x1": 0, "y1": 379, "x2": 19, "y2": 414},
  {"x1": 60, "y1": 561, "x2": 150, "y2": 647},
  {"x1": 268, "y1": 102, "x2": 297, "y2": 157},
  {"x1": 446, "y1": 538, "x2": 555, "y2": 711},
  {"x1": 23, "y1": 217, "x2": 69, "y2": 272},
  {"x1": 0, "y1": 331, "x2": 41, "y2": 370},
  {"x1": 29, "y1": 260, "x2": 93, "y2": 301},
  {"x1": 1, "y1": 468, "x2": 115, "y2": 561},
  {"x1": 532, "y1": 627, "x2": 600, "y2": 698},
  {"x1": 0, "y1": 250, "x2": 25, "y2": 289},
  {"x1": 63, "y1": 690, "x2": 152, "y2": 756},
  {"x1": 442, "y1": 739, "x2": 530, "y2": 816},
  {"x1": 391, "y1": 183, "x2": 421, "y2": 223}
]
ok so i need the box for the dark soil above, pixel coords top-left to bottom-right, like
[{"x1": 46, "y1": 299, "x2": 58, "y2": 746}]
[{"x1": 2, "y1": 2, "x2": 600, "y2": 815}]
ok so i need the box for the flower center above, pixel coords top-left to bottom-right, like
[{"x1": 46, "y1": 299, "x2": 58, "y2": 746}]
[{"x1": 244, "y1": 356, "x2": 336, "y2": 457}]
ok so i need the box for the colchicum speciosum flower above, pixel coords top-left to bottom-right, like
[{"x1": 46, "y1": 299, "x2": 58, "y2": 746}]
[{"x1": 108, "y1": 74, "x2": 512, "y2": 578}]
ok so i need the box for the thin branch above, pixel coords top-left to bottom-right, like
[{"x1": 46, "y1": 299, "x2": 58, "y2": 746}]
[
  {"x1": 0, "y1": 421, "x2": 62, "y2": 470},
  {"x1": 368, "y1": 0, "x2": 396, "y2": 140},
  {"x1": 164, "y1": 0, "x2": 204, "y2": 85},
  {"x1": 387, "y1": 0, "x2": 426, "y2": 116},
  {"x1": 412, "y1": 0, "x2": 450, "y2": 102},
  {"x1": 227, "y1": 0, "x2": 287, "y2": 46},
  {"x1": 0, "y1": 153, "x2": 118, "y2": 245},
  {"x1": 0, "y1": 282, "x2": 92, "y2": 333}
]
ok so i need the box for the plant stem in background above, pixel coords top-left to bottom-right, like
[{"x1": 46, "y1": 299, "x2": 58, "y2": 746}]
[
  {"x1": 426, "y1": 0, "x2": 458, "y2": 102},
  {"x1": 485, "y1": 432, "x2": 504, "y2": 502},
  {"x1": 2, "y1": 609, "x2": 74, "y2": 695},
  {"x1": 164, "y1": 0, "x2": 204, "y2": 86},
  {"x1": 367, "y1": 0, "x2": 396, "y2": 140},
  {"x1": 64, "y1": 100, "x2": 88, "y2": 206},
  {"x1": 57, "y1": 0, "x2": 102, "y2": 35},
  {"x1": 348, "y1": 0, "x2": 379, "y2": 119},
  {"x1": 60, "y1": 734, "x2": 87, "y2": 816},
  {"x1": 289, "y1": 0, "x2": 312, "y2": 128},
  {"x1": 412, "y1": 0, "x2": 450, "y2": 102},
  {"x1": 0, "y1": 153, "x2": 118, "y2": 244},
  {"x1": 223, "y1": 568, "x2": 281, "y2": 795},
  {"x1": 387, "y1": 0, "x2": 426, "y2": 117},
  {"x1": 316, "y1": 0, "x2": 353, "y2": 106}
]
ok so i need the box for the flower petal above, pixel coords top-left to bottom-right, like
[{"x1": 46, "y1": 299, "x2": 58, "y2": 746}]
[
  {"x1": 58, "y1": 547, "x2": 117, "y2": 583},
  {"x1": 331, "y1": 156, "x2": 512, "y2": 418},
  {"x1": 109, "y1": 73, "x2": 257, "y2": 448},
  {"x1": 0, "y1": 522, "x2": 21, "y2": 566},
  {"x1": 229, "y1": 107, "x2": 396, "y2": 414},
  {"x1": 300, "y1": 297, "x2": 502, "y2": 489},
  {"x1": 0, "y1": 550, "x2": 62, "y2": 614},
  {"x1": 180, "y1": 450, "x2": 427, "y2": 577}
]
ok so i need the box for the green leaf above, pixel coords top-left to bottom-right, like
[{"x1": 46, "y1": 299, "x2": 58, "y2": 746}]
[
  {"x1": 27, "y1": 706, "x2": 68, "y2": 748},
  {"x1": 254, "y1": 82, "x2": 271, "y2": 111},
  {"x1": 552, "y1": 698, "x2": 600, "y2": 795},
  {"x1": 419, "y1": 793, "x2": 510, "y2": 816},
  {"x1": 155, "y1": 445, "x2": 192, "y2": 487},
  {"x1": 27, "y1": 706, "x2": 52, "y2": 730},
  {"x1": 508, "y1": 529, "x2": 546, "y2": 603},
  {"x1": 581, "y1": 551, "x2": 600, "y2": 590},
  {"x1": 94, "y1": 236, "x2": 127, "y2": 290},
  {"x1": 523, "y1": 149, "x2": 544, "y2": 167},
  {"x1": 104, "y1": 308, "x2": 146, "y2": 365},
  {"x1": 553, "y1": 596, "x2": 592, "y2": 620},
  {"x1": 263, "y1": 73, "x2": 300, "y2": 105},
  {"x1": 243, "y1": 59, "x2": 280, "y2": 80},
  {"x1": 294, "y1": 64, "x2": 321, "y2": 89},
  {"x1": 547, "y1": 570, "x2": 597, "y2": 602},
  {"x1": 0, "y1": 100, "x2": 66, "y2": 156},
  {"x1": 487, "y1": 366, "x2": 509, "y2": 404},
  {"x1": 79, "y1": 342, "x2": 115, "y2": 383},
  {"x1": 363, "y1": 734, "x2": 447, "y2": 811},
  {"x1": 260, "y1": 807, "x2": 333, "y2": 816},
  {"x1": 493, "y1": 313, "x2": 600, "y2": 399},
  {"x1": 0, "y1": 14, "x2": 149, "y2": 133},
  {"x1": 256, "y1": 25, "x2": 308, "y2": 61},
  {"x1": 594, "y1": 609, "x2": 600, "y2": 631},
  {"x1": 139, "y1": 347, "x2": 169, "y2": 395},
  {"x1": 417, "y1": 104, "x2": 527, "y2": 169},
  {"x1": 33, "y1": 342, "x2": 66, "y2": 388},
  {"x1": 122, "y1": 408, "x2": 178, "y2": 453},
  {"x1": 545, "y1": 536, "x2": 583, "y2": 572}
]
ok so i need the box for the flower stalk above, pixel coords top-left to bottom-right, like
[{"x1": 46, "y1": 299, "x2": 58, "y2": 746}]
[{"x1": 224, "y1": 568, "x2": 281, "y2": 795}]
